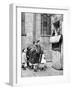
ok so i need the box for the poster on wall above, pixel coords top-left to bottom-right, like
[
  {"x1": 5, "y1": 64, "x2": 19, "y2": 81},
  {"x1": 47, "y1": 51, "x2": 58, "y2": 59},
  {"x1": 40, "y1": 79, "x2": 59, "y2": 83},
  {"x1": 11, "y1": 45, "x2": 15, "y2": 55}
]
[{"x1": 9, "y1": 4, "x2": 70, "y2": 86}]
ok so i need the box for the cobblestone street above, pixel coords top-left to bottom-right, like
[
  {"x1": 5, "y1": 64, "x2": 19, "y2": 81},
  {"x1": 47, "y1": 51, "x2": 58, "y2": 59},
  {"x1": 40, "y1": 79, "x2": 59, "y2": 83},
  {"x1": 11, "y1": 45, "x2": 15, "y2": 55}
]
[{"x1": 21, "y1": 62, "x2": 63, "y2": 77}]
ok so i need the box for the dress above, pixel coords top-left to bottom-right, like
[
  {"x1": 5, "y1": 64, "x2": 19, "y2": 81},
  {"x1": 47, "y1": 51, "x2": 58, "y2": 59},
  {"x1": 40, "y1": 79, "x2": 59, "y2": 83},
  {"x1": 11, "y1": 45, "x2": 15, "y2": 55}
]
[{"x1": 41, "y1": 54, "x2": 46, "y2": 64}]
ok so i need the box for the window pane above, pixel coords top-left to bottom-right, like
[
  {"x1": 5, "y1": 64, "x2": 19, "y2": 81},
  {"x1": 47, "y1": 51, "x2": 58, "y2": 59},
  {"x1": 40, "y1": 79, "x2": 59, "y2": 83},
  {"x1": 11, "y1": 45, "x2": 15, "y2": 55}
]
[
  {"x1": 21, "y1": 12, "x2": 26, "y2": 36},
  {"x1": 41, "y1": 14, "x2": 51, "y2": 36}
]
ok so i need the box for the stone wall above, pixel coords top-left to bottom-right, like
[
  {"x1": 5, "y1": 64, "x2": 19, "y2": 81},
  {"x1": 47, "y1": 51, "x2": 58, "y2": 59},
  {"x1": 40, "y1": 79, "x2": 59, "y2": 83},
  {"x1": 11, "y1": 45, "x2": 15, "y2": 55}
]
[
  {"x1": 35, "y1": 14, "x2": 52, "y2": 61},
  {"x1": 21, "y1": 13, "x2": 53, "y2": 62},
  {"x1": 21, "y1": 13, "x2": 34, "y2": 50}
]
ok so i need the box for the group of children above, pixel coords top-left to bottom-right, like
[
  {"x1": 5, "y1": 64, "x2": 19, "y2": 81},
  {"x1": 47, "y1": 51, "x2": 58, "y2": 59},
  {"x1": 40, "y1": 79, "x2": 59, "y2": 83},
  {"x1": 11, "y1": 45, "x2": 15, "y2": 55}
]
[{"x1": 22, "y1": 40, "x2": 47, "y2": 72}]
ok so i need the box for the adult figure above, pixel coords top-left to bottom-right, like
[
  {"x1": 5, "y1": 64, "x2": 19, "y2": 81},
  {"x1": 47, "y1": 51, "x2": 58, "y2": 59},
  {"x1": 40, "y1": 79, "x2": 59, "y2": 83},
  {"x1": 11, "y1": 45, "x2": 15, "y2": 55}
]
[{"x1": 35, "y1": 40, "x2": 43, "y2": 63}]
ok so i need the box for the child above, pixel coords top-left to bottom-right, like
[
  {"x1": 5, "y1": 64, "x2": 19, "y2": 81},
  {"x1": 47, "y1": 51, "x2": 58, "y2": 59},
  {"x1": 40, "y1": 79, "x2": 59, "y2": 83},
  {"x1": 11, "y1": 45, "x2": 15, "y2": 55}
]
[
  {"x1": 41, "y1": 54, "x2": 46, "y2": 64},
  {"x1": 22, "y1": 48, "x2": 27, "y2": 70},
  {"x1": 39, "y1": 53, "x2": 47, "y2": 71}
]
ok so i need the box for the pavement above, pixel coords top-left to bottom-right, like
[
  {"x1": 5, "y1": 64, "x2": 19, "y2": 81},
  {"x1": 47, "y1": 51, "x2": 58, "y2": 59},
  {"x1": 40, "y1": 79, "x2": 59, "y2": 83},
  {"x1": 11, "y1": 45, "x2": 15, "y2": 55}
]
[{"x1": 21, "y1": 62, "x2": 63, "y2": 77}]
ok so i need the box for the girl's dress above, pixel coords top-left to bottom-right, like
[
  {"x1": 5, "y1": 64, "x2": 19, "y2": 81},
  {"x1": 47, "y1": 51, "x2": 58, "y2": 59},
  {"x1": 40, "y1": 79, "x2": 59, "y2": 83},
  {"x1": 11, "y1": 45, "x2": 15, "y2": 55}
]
[{"x1": 41, "y1": 54, "x2": 46, "y2": 64}]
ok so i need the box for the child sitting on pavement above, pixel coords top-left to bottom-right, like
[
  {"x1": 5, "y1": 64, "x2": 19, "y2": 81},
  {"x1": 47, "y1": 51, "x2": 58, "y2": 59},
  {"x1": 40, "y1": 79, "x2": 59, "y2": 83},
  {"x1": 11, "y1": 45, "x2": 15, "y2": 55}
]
[{"x1": 22, "y1": 48, "x2": 27, "y2": 70}]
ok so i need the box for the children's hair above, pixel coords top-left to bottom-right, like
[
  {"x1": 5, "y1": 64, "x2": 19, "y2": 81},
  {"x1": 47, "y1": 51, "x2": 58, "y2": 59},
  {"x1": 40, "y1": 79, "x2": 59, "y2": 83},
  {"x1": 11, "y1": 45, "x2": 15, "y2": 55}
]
[
  {"x1": 22, "y1": 48, "x2": 25, "y2": 52},
  {"x1": 27, "y1": 47, "x2": 31, "y2": 51}
]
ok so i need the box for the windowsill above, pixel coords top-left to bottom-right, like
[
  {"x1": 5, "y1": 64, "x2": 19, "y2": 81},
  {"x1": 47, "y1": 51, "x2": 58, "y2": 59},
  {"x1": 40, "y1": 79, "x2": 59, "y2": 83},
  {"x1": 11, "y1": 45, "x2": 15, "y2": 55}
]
[
  {"x1": 52, "y1": 48, "x2": 61, "y2": 52},
  {"x1": 41, "y1": 35, "x2": 51, "y2": 37},
  {"x1": 21, "y1": 34, "x2": 27, "y2": 36}
]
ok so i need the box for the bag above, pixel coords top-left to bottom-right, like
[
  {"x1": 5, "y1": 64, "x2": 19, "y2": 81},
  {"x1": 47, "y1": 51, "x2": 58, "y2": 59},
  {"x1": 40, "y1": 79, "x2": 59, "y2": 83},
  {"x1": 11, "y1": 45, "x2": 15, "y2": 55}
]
[{"x1": 50, "y1": 35, "x2": 61, "y2": 43}]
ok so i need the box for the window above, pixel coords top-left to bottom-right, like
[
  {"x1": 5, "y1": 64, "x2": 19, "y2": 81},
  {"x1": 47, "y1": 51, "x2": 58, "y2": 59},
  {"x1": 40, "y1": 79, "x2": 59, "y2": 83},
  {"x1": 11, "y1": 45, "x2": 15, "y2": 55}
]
[
  {"x1": 41, "y1": 14, "x2": 51, "y2": 36},
  {"x1": 21, "y1": 12, "x2": 26, "y2": 36}
]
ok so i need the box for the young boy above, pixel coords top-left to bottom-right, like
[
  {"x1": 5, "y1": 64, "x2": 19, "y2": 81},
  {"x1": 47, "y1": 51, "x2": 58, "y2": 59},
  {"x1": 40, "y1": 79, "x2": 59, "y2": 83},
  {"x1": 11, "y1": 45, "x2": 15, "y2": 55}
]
[{"x1": 22, "y1": 48, "x2": 27, "y2": 70}]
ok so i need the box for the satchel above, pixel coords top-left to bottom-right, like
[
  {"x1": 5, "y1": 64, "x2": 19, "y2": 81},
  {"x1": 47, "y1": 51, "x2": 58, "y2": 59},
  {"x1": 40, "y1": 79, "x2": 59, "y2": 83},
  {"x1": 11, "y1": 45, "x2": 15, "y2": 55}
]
[{"x1": 50, "y1": 35, "x2": 61, "y2": 43}]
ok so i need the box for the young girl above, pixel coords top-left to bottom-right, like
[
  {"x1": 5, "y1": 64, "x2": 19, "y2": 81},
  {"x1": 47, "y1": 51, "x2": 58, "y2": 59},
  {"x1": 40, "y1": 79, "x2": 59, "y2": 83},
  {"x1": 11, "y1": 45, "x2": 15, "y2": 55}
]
[
  {"x1": 22, "y1": 48, "x2": 27, "y2": 70},
  {"x1": 41, "y1": 53, "x2": 46, "y2": 64},
  {"x1": 38, "y1": 53, "x2": 47, "y2": 71}
]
